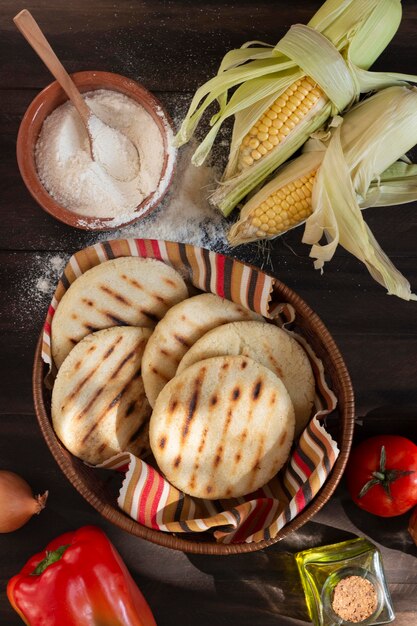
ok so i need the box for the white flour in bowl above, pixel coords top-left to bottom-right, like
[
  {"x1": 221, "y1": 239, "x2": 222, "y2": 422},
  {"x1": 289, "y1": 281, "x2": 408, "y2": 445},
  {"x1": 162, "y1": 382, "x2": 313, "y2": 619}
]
[{"x1": 35, "y1": 89, "x2": 165, "y2": 218}]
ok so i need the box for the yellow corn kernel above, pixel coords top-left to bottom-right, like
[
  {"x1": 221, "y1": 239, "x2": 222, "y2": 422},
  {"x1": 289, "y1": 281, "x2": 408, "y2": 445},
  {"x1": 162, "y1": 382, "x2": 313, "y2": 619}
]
[{"x1": 242, "y1": 155, "x2": 254, "y2": 167}]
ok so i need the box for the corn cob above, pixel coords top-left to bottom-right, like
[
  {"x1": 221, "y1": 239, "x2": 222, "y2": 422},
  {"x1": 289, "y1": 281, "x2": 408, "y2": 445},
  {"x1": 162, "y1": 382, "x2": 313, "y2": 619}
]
[
  {"x1": 237, "y1": 170, "x2": 317, "y2": 241},
  {"x1": 230, "y1": 86, "x2": 417, "y2": 301},
  {"x1": 175, "y1": 0, "x2": 417, "y2": 217},
  {"x1": 237, "y1": 78, "x2": 324, "y2": 172}
]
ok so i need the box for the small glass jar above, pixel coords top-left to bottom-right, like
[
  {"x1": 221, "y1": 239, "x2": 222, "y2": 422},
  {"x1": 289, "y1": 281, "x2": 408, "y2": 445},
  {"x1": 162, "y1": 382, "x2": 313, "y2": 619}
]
[{"x1": 295, "y1": 537, "x2": 395, "y2": 626}]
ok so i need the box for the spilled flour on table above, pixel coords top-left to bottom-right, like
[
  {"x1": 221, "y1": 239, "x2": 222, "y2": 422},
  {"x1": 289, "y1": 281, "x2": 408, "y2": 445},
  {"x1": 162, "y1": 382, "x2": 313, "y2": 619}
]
[
  {"x1": 95, "y1": 141, "x2": 230, "y2": 250},
  {"x1": 15, "y1": 254, "x2": 68, "y2": 329},
  {"x1": 35, "y1": 255, "x2": 67, "y2": 296}
]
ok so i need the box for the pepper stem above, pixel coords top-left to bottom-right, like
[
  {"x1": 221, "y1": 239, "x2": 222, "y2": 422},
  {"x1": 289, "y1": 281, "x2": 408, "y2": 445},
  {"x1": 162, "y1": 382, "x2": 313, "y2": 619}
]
[
  {"x1": 358, "y1": 445, "x2": 415, "y2": 500},
  {"x1": 32, "y1": 544, "x2": 70, "y2": 576}
]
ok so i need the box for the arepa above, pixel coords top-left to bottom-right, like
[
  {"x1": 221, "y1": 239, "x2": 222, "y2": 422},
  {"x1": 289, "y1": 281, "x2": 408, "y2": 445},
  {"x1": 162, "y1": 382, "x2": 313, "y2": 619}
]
[
  {"x1": 52, "y1": 326, "x2": 152, "y2": 465},
  {"x1": 177, "y1": 321, "x2": 315, "y2": 436},
  {"x1": 142, "y1": 293, "x2": 261, "y2": 407},
  {"x1": 51, "y1": 257, "x2": 188, "y2": 368},
  {"x1": 150, "y1": 355, "x2": 295, "y2": 499}
]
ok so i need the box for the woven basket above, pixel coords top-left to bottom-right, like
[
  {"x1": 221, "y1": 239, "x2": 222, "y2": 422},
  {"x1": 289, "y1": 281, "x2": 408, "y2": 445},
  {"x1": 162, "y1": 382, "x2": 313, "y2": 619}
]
[{"x1": 33, "y1": 259, "x2": 354, "y2": 554}]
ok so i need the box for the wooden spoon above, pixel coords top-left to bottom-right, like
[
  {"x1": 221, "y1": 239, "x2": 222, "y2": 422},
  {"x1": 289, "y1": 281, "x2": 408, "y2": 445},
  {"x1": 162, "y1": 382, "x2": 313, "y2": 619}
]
[{"x1": 13, "y1": 9, "x2": 140, "y2": 182}]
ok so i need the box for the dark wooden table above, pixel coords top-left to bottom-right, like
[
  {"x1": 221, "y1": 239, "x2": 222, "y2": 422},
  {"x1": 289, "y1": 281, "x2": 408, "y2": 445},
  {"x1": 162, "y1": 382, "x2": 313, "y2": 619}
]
[{"x1": 1, "y1": 1, "x2": 417, "y2": 624}]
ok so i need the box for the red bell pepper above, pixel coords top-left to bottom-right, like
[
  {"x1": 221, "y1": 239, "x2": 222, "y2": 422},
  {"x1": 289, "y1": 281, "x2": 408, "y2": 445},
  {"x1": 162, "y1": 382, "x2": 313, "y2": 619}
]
[{"x1": 7, "y1": 525, "x2": 157, "y2": 626}]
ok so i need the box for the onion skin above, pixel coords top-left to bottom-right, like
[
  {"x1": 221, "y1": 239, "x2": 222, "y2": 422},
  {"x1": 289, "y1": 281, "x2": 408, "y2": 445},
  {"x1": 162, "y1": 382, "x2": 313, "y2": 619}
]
[{"x1": 0, "y1": 471, "x2": 48, "y2": 533}]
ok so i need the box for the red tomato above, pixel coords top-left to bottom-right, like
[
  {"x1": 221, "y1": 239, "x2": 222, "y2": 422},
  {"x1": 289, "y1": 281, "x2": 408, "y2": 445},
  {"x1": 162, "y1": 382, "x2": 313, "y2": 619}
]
[{"x1": 346, "y1": 435, "x2": 417, "y2": 517}]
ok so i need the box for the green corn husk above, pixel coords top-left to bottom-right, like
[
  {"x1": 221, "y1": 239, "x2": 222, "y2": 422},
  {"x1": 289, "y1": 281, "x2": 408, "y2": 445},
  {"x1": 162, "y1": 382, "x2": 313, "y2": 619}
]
[
  {"x1": 230, "y1": 86, "x2": 417, "y2": 301},
  {"x1": 174, "y1": 0, "x2": 417, "y2": 216}
]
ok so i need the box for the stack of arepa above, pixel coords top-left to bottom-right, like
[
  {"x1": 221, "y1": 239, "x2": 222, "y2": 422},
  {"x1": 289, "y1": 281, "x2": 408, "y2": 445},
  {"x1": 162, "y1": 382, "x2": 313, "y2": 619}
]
[{"x1": 51, "y1": 257, "x2": 315, "y2": 500}]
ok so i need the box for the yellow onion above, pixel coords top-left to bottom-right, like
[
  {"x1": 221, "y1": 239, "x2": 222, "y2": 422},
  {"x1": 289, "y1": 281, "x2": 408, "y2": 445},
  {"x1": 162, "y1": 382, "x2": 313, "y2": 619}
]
[{"x1": 0, "y1": 470, "x2": 48, "y2": 533}]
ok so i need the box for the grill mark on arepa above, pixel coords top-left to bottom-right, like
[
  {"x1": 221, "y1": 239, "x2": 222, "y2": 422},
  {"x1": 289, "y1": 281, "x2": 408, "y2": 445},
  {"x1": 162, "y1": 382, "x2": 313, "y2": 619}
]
[
  {"x1": 174, "y1": 333, "x2": 190, "y2": 348},
  {"x1": 266, "y1": 348, "x2": 284, "y2": 378},
  {"x1": 213, "y1": 445, "x2": 223, "y2": 468},
  {"x1": 151, "y1": 293, "x2": 168, "y2": 304},
  {"x1": 108, "y1": 392, "x2": 122, "y2": 409},
  {"x1": 76, "y1": 385, "x2": 106, "y2": 423},
  {"x1": 198, "y1": 427, "x2": 208, "y2": 454},
  {"x1": 105, "y1": 313, "x2": 129, "y2": 326},
  {"x1": 151, "y1": 366, "x2": 170, "y2": 382},
  {"x1": 169, "y1": 400, "x2": 178, "y2": 413},
  {"x1": 252, "y1": 379, "x2": 263, "y2": 400},
  {"x1": 140, "y1": 309, "x2": 159, "y2": 324},
  {"x1": 163, "y1": 277, "x2": 177, "y2": 288},
  {"x1": 159, "y1": 436, "x2": 167, "y2": 449},
  {"x1": 221, "y1": 408, "x2": 233, "y2": 441},
  {"x1": 231, "y1": 386, "x2": 241, "y2": 401},
  {"x1": 109, "y1": 349, "x2": 136, "y2": 379},
  {"x1": 250, "y1": 436, "x2": 266, "y2": 487},
  {"x1": 182, "y1": 389, "x2": 199, "y2": 439},
  {"x1": 121, "y1": 274, "x2": 143, "y2": 290},
  {"x1": 84, "y1": 324, "x2": 99, "y2": 333},
  {"x1": 210, "y1": 395, "x2": 218, "y2": 406},
  {"x1": 181, "y1": 367, "x2": 206, "y2": 439},
  {"x1": 103, "y1": 335, "x2": 123, "y2": 360},
  {"x1": 174, "y1": 455, "x2": 181, "y2": 468},
  {"x1": 99, "y1": 284, "x2": 131, "y2": 306},
  {"x1": 65, "y1": 363, "x2": 100, "y2": 404},
  {"x1": 279, "y1": 430, "x2": 288, "y2": 446},
  {"x1": 128, "y1": 421, "x2": 148, "y2": 445},
  {"x1": 240, "y1": 360, "x2": 248, "y2": 369},
  {"x1": 82, "y1": 298, "x2": 94, "y2": 307}
]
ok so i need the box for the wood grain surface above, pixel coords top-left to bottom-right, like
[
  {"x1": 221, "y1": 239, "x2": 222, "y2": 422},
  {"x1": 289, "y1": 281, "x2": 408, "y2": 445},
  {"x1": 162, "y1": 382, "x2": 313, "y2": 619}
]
[{"x1": 1, "y1": 1, "x2": 417, "y2": 624}]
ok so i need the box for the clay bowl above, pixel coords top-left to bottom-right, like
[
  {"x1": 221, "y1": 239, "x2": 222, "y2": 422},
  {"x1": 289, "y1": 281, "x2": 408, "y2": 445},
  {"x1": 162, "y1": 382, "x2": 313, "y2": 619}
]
[
  {"x1": 16, "y1": 71, "x2": 176, "y2": 230},
  {"x1": 33, "y1": 248, "x2": 355, "y2": 554}
]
